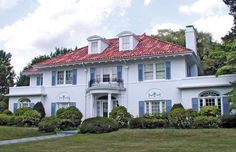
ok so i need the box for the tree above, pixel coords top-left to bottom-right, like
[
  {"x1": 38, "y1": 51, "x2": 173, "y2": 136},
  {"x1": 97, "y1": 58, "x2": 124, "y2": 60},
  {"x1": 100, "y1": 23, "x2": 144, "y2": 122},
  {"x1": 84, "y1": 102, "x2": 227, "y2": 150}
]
[{"x1": 33, "y1": 102, "x2": 46, "y2": 119}]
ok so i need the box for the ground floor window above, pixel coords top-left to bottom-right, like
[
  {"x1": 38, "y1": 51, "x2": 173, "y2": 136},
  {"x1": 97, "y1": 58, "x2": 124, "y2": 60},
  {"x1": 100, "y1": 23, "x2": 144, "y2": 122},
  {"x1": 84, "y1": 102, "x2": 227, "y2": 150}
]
[
  {"x1": 18, "y1": 98, "x2": 31, "y2": 108},
  {"x1": 145, "y1": 100, "x2": 165, "y2": 115},
  {"x1": 57, "y1": 102, "x2": 75, "y2": 110}
]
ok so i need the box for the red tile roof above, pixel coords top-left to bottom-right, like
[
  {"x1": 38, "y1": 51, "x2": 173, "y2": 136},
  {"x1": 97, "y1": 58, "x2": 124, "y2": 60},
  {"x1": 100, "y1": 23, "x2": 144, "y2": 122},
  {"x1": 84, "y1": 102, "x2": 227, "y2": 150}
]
[{"x1": 24, "y1": 34, "x2": 191, "y2": 73}]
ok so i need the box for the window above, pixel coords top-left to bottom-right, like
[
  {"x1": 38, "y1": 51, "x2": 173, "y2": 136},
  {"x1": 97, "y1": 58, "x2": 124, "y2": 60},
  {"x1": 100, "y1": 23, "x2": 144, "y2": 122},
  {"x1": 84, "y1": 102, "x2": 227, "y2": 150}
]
[
  {"x1": 156, "y1": 63, "x2": 165, "y2": 79},
  {"x1": 145, "y1": 101, "x2": 165, "y2": 114},
  {"x1": 57, "y1": 102, "x2": 74, "y2": 110},
  {"x1": 66, "y1": 70, "x2": 72, "y2": 84},
  {"x1": 122, "y1": 36, "x2": 130, "y2": 50},
  {"x1": 91, "y1": 41, "x2": 98, "y2": 53},
  {"x1": 96, "y1": 69, "x2": 101, "y2": 83},
  {"x1": 19, "y1": 98, "x2": 31, "y2": 108},
  {"x1": 112, "y1": 67, "x2": 117, "y2": 82},
  {"x1": 57, "y1": 71, "x2": 64, "y2": 84},
  {"x1": 36, "y1": 74, "x2": 43, "y2": 86},
  {"x1": 103, "y1": 67, "x2": 111, "y2": 82},
  {"x1": 144, "y1": 64, "x2": 153, "y2": 80}
]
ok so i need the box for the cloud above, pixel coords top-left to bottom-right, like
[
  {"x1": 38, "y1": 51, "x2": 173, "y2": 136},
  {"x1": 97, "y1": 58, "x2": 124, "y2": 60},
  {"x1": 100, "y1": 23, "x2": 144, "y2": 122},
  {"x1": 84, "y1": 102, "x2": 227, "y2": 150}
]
[
  {"x1": 0, "y1": 0, "x2": 132, "y2": 75},
  {"x1": 151, "y1": 23, "x2": 182, "y2": 35},
  {"x1": 144, "y1": 0, "x2": 152, "y2": 6},
  {"x1": 179, "y1": 0, "x2": 226, "y2": 16},
  {"x1": 0, "y1": 0, "x2": 20, "y2": 11},
  {"x1": 193, "y1": 15, "x2": 233, "y2": 41}
]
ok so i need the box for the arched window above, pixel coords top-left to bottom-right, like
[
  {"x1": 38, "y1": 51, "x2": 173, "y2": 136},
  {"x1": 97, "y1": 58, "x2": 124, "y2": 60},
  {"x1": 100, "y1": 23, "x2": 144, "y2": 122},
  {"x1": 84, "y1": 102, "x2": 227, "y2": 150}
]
[
  {"x1": 198, "y1": 90, "x2": 222, "y2": 113},
  {"x1": 18, "y1": 98, "x2": 31, "y2": 108}
]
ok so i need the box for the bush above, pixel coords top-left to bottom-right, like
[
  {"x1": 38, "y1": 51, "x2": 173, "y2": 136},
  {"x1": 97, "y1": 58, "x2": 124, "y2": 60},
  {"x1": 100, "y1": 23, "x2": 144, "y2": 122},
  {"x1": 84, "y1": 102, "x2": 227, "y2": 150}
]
[
  {"x1": 129, "y1": 117, "x2": 165, "y2": 129},
  {"x1": 194, "y1": 116, "x2": 220, "y2": 128},
  {"x1": 14, "y1": 116, "x2": 24, "y2": 127},
  {"x1": 38, "y1": 117, "x2": 60, "y2": 132},
  {"x1": 0, "y1": 101, "x2": 8, "y2": 112},
  {"x1": 109, "y1": 106, "x2": 133, "y2": 128},
  {"x1": 57, "y1": 106, "x2": 83, "y2": 127},
  {"x1": 22, "y1": 110, "x2": 41, "y2": 127},
  {"x1": 80, "y1": 117, "x2": 119, "y2": 134},
  {"x1": 170, "y1": 109, "x2": 197, "y2": 129},
  {"x1": 2, "y1": 110, "x2": 13, "y2": 115},
  {"x1": 33, "y1": 102, "x2": 46, "y2": 119},
  {"x1": 171, "y1": 104, "x2": 184, "y2": 111},
  {"x1": 58, "y1": 119, "x2": 75, "y2": 130},
  {"x1": 200, "y1": 106, "x2": 220, "y2": 117},
  {"x1": 221, "y1": 114, "x2": 236, "y2": 128},
  {"x1": 14, "y1": 107, "x2": 32, "y2": 116}
]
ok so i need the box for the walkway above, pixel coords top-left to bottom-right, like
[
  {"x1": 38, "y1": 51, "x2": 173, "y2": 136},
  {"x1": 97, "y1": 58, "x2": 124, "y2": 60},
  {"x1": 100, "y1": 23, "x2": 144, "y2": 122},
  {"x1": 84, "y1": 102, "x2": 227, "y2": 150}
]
[{"x1": 0, "y1": 130, "x2": 78, "y2": 145}]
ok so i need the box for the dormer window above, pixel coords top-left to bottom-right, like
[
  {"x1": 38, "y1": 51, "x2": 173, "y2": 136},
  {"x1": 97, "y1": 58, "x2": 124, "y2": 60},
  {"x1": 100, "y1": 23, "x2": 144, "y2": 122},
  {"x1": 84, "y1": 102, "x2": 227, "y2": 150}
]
[
  {"x1": 122, "y1": 36, "x2": 130, "y2": 50},
  {"x1": 117, "y1": 31, "x2": 139, "y2": 51},
  {"x1": 91, "y1": 41, "x2": 98, "y2": 53}
]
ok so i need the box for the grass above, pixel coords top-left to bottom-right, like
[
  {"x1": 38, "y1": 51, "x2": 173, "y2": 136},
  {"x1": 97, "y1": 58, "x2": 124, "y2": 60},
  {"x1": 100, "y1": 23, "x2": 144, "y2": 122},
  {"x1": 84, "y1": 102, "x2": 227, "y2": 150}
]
[
  {"x1": 0, "y1": 128, "x2": 236, "y2": 152},
  {"x1": 0, "y1": 126, "x2": 52, "y2": 140}
]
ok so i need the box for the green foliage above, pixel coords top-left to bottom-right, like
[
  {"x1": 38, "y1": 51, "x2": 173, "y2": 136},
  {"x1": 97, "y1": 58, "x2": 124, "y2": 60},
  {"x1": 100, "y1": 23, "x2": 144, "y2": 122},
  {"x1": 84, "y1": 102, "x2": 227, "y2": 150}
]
[
  {"x1": 22, "y1": 110, "x2": 41, "y2": 127},
  {"x1": 14, "y1": 107, "x2": 32, "y2": 116},
  {"x1": 194, "y1": 116, "x2": 220, "y2": 128},
  {"x1": 0, "y1": 101, "x2": 8, "y2": 112},
  {"x1": 2, "y1": 109, "x2": 13, "y2": 115},
  {"x1": 58, "y1": 119, "x2": 75, "y2": 130},
  {"x1": 109, "y1": 106, "x2": 133, "y2": 128},
  {"x1": 80, "y1": 117, "x2": 119, "y2": 134},
  {"x1": 221, "y1": 114, "x2": 236, "y2": 128},
  {"x1": 16, "y1": 72, "x2": 30, "y2": 86},
  {"x1": 56, "y1": 106, "x2": 83, "y2": 127},
  {"x1": 0, "y1": 50, "x2": 15, "y2": 94},
  {"x1": 129, "y1": 117, "x2": 165, "y2": 129},
  {"x1": 171, "y1": 104, "x2": 184, "y2": 111},
  {"x1": 33, "y1": 102, "x2": 46, "y2": 119},
  {"x1": 38, "y1": 117, "x2": 60, "y2": 132},
  {"x1": 0, "y1": 114, "x2": 14, "y2": 125},
  {"x1": 200, "y1": 106, "x2": 220, "y2": 117}
]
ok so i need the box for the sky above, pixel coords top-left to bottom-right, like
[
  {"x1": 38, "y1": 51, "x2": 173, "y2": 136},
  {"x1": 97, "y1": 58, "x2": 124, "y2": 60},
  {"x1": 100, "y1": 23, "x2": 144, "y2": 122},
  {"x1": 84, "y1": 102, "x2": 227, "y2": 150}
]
[{"x1": 0, "y1": 0, "x2": 233, "y2": 75}]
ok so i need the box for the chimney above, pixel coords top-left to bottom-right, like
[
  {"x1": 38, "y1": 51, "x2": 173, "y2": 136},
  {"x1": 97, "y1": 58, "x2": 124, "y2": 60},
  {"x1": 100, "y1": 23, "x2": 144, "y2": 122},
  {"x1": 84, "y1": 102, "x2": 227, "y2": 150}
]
[{"x1": 185, "y1": 25, "x2": 197, "y2": 54}]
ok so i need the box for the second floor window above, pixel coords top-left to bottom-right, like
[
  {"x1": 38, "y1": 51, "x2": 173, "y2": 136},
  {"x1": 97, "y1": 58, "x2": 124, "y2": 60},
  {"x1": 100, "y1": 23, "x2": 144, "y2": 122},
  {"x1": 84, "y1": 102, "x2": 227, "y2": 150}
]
[
  {"x1": 122, "y1": 36, "x2": 130, "y2": 50},
  {"x1": 156, "y1": 63, "x2": 166, "y2": 79},
  {"x1": 91, "y1": 41, "x2": 98, "y2": 53},
  {"x1": 66, "y1": 70, "x2": 73, "y2": 84},
  {"x1": 57, "y1": 71, "x2": 64, "y2": 85},
  {"x1": 144, "y1": 64, "x2": 153, "y2": 80},
  {"x1": 36, "y1": 74, "x2": 43, "y2": 86}
]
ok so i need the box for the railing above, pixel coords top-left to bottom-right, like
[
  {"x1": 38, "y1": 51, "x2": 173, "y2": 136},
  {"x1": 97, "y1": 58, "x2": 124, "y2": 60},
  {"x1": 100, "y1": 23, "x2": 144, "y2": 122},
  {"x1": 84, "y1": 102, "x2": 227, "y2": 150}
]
[
  {"x1": 8, "y1": 86, "x2": 45, "y2": 96},
  {"x1": 87, "y1": 79, "x2": 125, "y2": 91}
]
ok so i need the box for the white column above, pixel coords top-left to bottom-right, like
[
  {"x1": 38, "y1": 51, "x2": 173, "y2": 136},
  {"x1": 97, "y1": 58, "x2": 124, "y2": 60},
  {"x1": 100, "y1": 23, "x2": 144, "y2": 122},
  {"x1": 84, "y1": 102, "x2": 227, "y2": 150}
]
[
  {"x1": 108, "y1": 93, "x2": 112, "y2": 117},
  {"x1": 90, "y1": 93, "x2": 94, "y2": 118}
]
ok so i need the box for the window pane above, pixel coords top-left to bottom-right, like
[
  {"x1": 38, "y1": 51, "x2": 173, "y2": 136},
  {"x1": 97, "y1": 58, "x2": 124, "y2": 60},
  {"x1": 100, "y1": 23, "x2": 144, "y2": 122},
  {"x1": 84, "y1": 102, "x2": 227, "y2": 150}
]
[
  {"x1": 122, "y1": 37, "x2": 130, "y2": 50},
  {"x1": 66, "y1": 70, "x2": 72, "y2": 84},
  {"x1": 144, "y1": 64, "x2": 153, "y2": 80},
  {"x1": 156, "y1": 63, "x2": 165, "y2": 79},
  {"x1": 57, "y1": 71, "x2": 64, "y2": 84},
  {"x1": 152, "y1": 102, "x2": 160, "y2": 114},
  {"x1": 91, "y1": 41, "x2": 98, "y2": 52},
  {"x1": 145, "y1": 102, "x2": 149, "y2": 114}
]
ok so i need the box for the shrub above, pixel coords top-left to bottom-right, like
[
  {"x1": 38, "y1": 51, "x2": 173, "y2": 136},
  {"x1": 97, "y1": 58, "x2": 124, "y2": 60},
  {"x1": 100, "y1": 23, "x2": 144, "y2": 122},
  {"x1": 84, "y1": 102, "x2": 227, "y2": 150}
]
[
  {"x1": 109, "y1": 106, "x2": 133, "y2": 128},
  {"x1": 33, "y1": 102, "x2": 46, "y2": 119},
  {"x1": 171, "y1": 104, "x2": 184, "y2": 111},
  {"x1": 200, "y1": 106, "x2": 220, "y2": 117},
  {"x1": 221, "y1": 114, "x2": 236, "y2": 128},
  {"x1": 14, "y1": 107, "x2": 32, "y2": 116},
  {"x1": 0, "y1": 101, "x2": 8, "y2": 112},
  {"x1": 0, "y1": 114, "x2": 15, "y2": 126},
  {"x1": 57, "y1": 106, "x2": 83, "y2": 127},
  {"x1": 38, "y1": 117, "x2": 60, "y2": 132},
  {"x1": 58, "y1": 119, "x2": 75, "y2": 130},
  {"x1": 129, "y1": 117, "x2": 165, "y2": 129},
  {"x1": 194, "y1": 116, "x2": 220, "y2": 128},
  {"x1": 22, "y1": 110, "x2": 41, "y2": 127},
  {"x1": 80, "y1": 117, "x2": 119, "y2": 134},
  {"x1": 56, "y1": 108, "x2": 66, "y2": 116},
  {"x1": 14, "y1": 116, "x2": 24, "y2": 127},
  {"x1": 2, "y1": 109, "x2": 13, "y2": 115}
]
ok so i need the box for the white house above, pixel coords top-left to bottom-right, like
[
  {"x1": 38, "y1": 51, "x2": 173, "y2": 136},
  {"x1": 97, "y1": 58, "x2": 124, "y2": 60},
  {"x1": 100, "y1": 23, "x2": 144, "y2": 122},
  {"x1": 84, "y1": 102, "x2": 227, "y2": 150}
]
[{"x1": 7, "y1": 25, "x2": 236, "y2": 118}]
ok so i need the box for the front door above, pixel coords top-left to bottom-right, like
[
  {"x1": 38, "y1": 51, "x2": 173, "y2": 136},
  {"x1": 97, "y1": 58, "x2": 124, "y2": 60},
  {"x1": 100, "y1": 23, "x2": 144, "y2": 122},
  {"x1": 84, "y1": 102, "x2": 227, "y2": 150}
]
[
  {"x1": 103, "y1": 102, "x2": 108, "y2": 117},
  {"x1": 97, "y1": 100, "x2": 108, "y2": 117}
]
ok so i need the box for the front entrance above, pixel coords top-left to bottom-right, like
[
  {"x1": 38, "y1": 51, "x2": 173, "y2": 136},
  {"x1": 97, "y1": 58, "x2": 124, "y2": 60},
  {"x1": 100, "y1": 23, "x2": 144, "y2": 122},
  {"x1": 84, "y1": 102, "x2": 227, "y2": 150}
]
[{"x1": 96, "y1": 95, "x2": 118, "y2": 117}]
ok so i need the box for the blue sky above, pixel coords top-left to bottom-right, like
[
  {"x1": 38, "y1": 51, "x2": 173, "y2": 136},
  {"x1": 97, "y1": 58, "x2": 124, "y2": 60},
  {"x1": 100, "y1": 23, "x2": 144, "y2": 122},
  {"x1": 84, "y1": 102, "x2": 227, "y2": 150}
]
[{"x1": 0, "y1": 0, "x2": 233, "y2": 74}]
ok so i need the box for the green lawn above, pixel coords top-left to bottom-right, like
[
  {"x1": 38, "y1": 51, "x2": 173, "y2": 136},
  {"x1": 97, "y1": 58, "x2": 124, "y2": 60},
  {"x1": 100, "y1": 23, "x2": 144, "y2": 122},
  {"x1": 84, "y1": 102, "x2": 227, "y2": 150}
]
[
  {"x1": 1, "y1": 129, "x2": 236, "y2": 152},
  {"x1": 0, "y1": 126, "x2": 51, "y2": 140}
]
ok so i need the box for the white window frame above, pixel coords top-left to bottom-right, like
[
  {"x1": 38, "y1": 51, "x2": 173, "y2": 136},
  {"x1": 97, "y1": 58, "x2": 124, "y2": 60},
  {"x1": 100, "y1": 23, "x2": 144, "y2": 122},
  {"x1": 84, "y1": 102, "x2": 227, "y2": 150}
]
[
  {"x1": 65, "y1": 70, "x2": 73, "y2": 84},
  {"x1": 57, "y1": 71, "x2": 64, "y2": 85},
  {"x1": 156, "y1": 63, "x2": 166, "y2": 79},
  {"x1": 122, "y1": 36, "x2": 130, "y2": 50},
  {"x1": 56, "y1": 70, "x2": 73, "y2": 85},
  {"x1": 144, "y1": 64, "x2": 153, "y2": 80},
  {"x1": 145, "y1": 100, "x2": 166, "y2": 115},
  {"x1": 18, "y1": 98, "x2": 31, "y2": 108},
  {"x1": 56, "y1": 102, "x2": 74, "y2": 111},
  {"x1": 91, "y1": 41, "x2": 98, "y2": 53}
]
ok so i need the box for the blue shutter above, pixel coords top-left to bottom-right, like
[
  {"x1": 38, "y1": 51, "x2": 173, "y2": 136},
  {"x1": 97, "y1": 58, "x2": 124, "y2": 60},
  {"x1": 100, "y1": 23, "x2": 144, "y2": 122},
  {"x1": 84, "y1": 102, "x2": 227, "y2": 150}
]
[
  {"x1": 51, "y1": 103, "x2": 56, "y2": 116},
  {"x1": 36, "y1": 76, "x2": 40, "y2": 86},
  {"x1": 139, "y1": 101, "x2": 144, "y2": 117},
  {"x1": 192, "y1": 98, "x2": 198, "y2": 111},
  {"x1": 72, "y1": 69, "x2": 77, "y2": 85},
  {"x1": 138, "y1": 64, "x2": 144, "y2": 81},
  {"x1": 117, "y1": 65, "x2": 122, "y2": 81},
  {"x1": 13, "y1": 103, "x2": 18, "y2": 112},
  {"x1": 223, "y1": 97, "x2": 229, "y2": 115},
  {"x1": 165, "y1": 100, "x2": 172, "y2": 112},
  {"x1": 70, "y1": 102, "x2": 76, "y2": 107},
  {"x1": 165, "y1": 61, "x2": 171, "y2": 79},
  {"x1": 30, "y1": 103, "x2": 35, "y2": 108},
  {"x1": 51, "y1": 71, "x2": 56, "y2": 86},
  {"x1": 90, "y1": 68, "x2": 96, "y2": 81}
]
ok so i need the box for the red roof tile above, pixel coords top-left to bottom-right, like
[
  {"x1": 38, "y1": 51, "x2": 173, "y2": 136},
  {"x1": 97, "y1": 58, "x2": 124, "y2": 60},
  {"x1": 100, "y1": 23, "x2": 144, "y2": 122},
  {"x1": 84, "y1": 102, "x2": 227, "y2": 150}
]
[{"x1": 24, "y1": 34, "x2": 191, "y2": 72}]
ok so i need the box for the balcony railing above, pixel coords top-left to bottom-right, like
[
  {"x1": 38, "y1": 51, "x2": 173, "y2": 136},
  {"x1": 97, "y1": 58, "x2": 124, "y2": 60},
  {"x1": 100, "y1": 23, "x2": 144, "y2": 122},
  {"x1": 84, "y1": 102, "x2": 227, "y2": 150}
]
[
  {"x1": 7, "y1": 86, "x2": 46, "y2": 97},
  {"x1": 87, "y1": 79, "x2": 125, "y2": 92}
]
